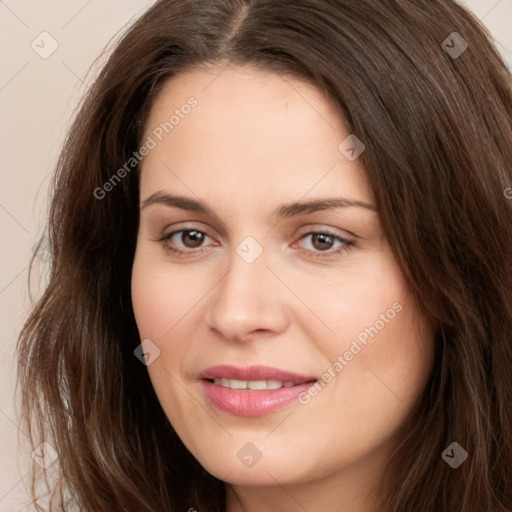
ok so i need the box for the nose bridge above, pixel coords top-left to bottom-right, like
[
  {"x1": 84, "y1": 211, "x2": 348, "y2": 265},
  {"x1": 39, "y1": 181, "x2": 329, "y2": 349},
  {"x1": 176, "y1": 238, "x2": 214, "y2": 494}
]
[{"x1": 206, "y1": 237, "x2": 288, "y2": 340}]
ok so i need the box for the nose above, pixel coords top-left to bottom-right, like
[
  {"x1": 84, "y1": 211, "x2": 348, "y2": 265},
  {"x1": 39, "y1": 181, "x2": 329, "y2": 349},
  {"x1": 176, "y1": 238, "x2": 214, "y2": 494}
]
[{"x1": 206, "y1": 246, "x2": 290, "y2": 343}]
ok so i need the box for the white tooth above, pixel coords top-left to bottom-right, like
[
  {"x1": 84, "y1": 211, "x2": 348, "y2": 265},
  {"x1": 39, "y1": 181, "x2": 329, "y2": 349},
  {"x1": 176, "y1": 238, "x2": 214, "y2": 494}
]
[
  {"x1": 247, "y1": 380, "x2": 267, "y2": 390},
  {"x1": 230, "y1": 379, "x2": 248, "y2": 389},
  {"x1": 213, "y1": 379, "x2": 290, "y2": 390}
]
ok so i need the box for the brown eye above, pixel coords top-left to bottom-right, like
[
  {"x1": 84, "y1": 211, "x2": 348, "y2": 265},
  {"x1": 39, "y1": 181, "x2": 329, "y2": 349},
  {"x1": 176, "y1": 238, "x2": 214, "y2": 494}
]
[
  {"x1": 296, "y1": 231, "x2": 354, "y2": 258},
  {"x1": 158, "y1": 229, "x2": 214, "y2": 255},
  {"x1": 310, "y1": 233, "x2": 336, "y2": 251},
  {"x1": 179, "y1": 230, "x2": 205, "y2": 248}
]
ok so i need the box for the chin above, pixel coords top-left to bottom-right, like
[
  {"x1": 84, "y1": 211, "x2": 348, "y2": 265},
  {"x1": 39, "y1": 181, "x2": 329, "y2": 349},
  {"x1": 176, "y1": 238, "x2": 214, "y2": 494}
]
[{"x1": 189, "y1": 438, "x2": 321, "y2": 487}]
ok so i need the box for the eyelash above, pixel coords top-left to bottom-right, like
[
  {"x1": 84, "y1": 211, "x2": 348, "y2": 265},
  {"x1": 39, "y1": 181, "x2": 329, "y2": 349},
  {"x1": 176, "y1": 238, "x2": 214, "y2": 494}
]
[{"x1": 156, "y1": 228, "x2": 355, "y2": 259}]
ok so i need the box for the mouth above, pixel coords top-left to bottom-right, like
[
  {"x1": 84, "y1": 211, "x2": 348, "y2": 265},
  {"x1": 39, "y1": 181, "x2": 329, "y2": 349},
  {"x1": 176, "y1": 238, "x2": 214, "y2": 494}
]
[
  {"x1": 205, "y1": 378, "x2": 308, "y2": 390},
  {"x1": 199, "y1": 364, "x2": 317, "y2": 383},
  {"x1": 198, "y1": 365, "x2": 318, "y2": 416}
]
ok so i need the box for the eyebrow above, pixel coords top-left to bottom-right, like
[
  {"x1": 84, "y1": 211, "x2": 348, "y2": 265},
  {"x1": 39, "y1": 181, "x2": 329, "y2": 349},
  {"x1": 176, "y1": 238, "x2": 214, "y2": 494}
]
[{"x1": 140, "y1": 191, "x2": 377, "y2": 218}]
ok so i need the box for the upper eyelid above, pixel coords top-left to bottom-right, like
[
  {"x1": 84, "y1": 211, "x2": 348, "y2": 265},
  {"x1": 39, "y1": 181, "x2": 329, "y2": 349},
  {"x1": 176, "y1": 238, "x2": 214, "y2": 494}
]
[
  {"x1": 160, "y1": 226, "x2": 354, "y2": 249},
  {"x1": 162, "y1": 224, "x2": 350, "y2": 237},
  {"x1": 165, "y1": 229, "x2": 213, "y2": 241},
  {"x1": 161, "y1": 225, "x2": 216, "y2": 242},
  {"x1": 159, "y1": 219, "x2": 358, "y2": 239}
]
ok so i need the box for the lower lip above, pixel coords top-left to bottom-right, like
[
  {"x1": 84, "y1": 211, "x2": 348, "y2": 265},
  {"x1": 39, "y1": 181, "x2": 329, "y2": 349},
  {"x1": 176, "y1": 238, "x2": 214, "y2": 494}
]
[{"x1": 200, "y1": 379, "x2": 316, "y2": 417}]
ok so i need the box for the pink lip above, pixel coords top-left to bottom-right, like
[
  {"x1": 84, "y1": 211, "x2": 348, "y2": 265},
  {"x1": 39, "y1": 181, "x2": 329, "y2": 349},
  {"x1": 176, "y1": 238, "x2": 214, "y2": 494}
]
[
  {"x1": 199, "y1": 364, "x2": 317, "y2": 382},
  {"x1": 199, "y1": 365, "x2": 318, "y2": 417}
]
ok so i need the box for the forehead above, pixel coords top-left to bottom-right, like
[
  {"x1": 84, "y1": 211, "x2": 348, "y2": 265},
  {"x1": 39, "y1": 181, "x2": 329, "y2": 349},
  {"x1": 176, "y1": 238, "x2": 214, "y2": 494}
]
[
  {"x1": 139, "y1": 65, "x2": 373, "y2": 213},
  {"x1": 143, "y1": 63, "x2": 345, "y2": 148}
]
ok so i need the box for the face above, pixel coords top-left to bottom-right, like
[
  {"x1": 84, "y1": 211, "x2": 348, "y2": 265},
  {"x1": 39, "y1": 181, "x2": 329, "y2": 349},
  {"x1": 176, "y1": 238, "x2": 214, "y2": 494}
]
[{"x1": 131, "y1": 64, "x2": 435, "y2": 506}]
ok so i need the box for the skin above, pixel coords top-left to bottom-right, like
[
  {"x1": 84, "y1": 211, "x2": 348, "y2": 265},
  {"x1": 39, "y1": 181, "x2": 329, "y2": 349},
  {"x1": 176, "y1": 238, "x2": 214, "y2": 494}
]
[{"x1": 131, "y1": 63, "x2": 435, "y2": 512}]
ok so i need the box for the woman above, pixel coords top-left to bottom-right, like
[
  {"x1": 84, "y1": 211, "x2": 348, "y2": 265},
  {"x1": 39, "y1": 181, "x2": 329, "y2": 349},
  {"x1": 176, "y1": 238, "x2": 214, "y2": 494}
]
[{"x1": 17, "y1": 0, "x2": 512, "y2": 510}]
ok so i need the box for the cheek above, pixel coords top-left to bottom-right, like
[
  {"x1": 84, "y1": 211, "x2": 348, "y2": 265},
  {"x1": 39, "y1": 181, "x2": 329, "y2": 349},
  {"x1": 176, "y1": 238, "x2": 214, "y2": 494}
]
[
  {"x1": 288, "y1": 249, "x2": 410, "y2": 357},
  {"x1": 319, "y1": 281, "x2": 434, "y2": 443},
  {"x1": 300, "y1": 252, "x2": 434, "y2": 422},
  {"x1": 130, "y1": 248, "x2": 208, "y2": 339},
  {"x1": 130, "y1": 253, "x2": 202, "y2": 421},
  {"x1": 130, "y1": 247, "x2": 217, "y2": 411},
  {"x1": 337, "y1": 301, "x2": 434, "y2": 399}
]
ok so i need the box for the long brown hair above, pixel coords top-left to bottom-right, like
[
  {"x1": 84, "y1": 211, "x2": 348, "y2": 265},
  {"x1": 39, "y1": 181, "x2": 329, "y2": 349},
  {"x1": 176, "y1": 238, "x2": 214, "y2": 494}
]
[{"x1": 17, "y1": 0, "x2": 512, "y2": 510}]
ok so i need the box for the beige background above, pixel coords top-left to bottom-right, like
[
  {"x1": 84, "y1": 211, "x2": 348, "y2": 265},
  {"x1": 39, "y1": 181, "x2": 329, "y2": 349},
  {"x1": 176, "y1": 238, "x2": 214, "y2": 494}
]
[{"x1": 1, "y1": 0, "x2": 511, "y2": 509}]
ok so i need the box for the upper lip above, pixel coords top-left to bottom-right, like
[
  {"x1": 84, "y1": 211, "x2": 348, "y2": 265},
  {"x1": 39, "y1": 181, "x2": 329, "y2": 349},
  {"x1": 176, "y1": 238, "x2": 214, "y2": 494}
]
[{"x1": 199, "y1": 365, "x2": 318, "y2": 383}]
